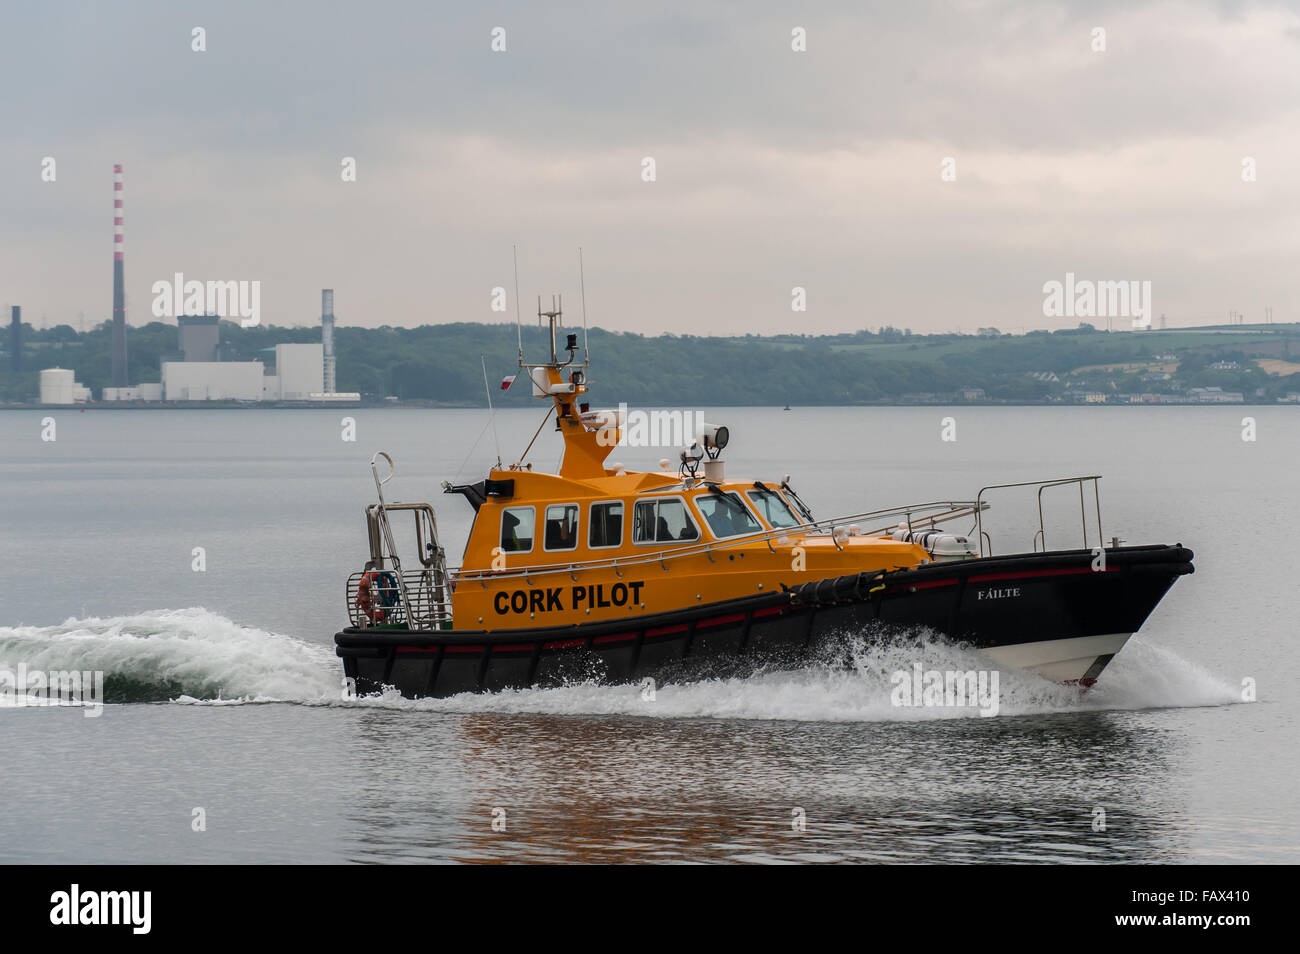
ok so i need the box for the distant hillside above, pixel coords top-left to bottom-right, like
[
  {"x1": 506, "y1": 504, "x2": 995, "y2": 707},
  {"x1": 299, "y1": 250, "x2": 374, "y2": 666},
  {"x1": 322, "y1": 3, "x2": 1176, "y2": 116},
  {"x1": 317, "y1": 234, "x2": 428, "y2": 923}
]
[{"x1": 3, "y1": 319, "x2": 1299, "y2": 405}]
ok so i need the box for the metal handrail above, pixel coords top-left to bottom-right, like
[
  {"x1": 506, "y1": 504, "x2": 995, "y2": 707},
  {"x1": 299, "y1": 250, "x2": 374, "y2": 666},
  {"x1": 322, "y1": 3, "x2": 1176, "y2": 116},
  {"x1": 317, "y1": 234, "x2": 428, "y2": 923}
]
[
  {"x1": 975, "y1": 475, "x2": 1102, "y2": 558},
  {"x1": 356, "y1": 456, "x2": 1110, "y2": 608},
  {"x1": 369, "y1": 452, "x2": 413, "y2": 614},
  {"x1": 347, "y1": 568, "x2": 451, "y2": 629},
  {"x1": 453, "y1": 498, "x2": 985, "y2": 585}
]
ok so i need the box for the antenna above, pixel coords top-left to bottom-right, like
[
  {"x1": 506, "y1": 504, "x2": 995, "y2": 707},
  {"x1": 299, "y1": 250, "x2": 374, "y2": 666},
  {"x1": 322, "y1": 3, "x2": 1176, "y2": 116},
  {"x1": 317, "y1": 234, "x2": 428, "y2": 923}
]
[
  {"x1": 512, "y1": 245, "x2": 523, "y2": 364},
  {"x1": 481, "y1": 355, "x2": 502, "y2": 469},
  {"x1": 579, "y1": 247, "x2": 589, "y2": 362},
  {"x1": 537, "y1": 294, "x2": 562, "y2": 363}
]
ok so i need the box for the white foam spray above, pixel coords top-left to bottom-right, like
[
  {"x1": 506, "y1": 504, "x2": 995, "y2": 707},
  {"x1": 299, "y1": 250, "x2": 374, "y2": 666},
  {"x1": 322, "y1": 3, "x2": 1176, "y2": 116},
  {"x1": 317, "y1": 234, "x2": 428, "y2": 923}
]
[{"x1": 0, "y1": 611, "x2": 1242, "y2": 719}]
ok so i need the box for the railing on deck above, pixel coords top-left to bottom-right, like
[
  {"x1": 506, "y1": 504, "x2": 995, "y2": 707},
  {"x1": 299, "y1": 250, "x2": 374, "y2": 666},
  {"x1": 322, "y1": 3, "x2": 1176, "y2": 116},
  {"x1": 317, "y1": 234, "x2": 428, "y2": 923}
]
[
  {"x1": 347, "y1": 476, "x2": 1109, "y2": 608},
  {"x1": 346, "y1": 569, "x2": 452, "y2": 630},
  {"x1": 975, "y1": 475, "x2": 1102, "y2": 557}
]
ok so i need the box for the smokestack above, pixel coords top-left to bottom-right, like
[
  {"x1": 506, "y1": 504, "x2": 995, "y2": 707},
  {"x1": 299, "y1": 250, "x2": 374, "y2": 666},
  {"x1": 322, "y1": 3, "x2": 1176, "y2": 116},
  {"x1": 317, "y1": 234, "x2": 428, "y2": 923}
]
[
  {"x1": 321, "y1": 289, "x2": 336, "y2": 393},
  {"x1": 111, "y1": 164, "x2": 128, "y2": 387},
  {"x1": 9, "y1": 306, "x2": 20, "y2": 372}
]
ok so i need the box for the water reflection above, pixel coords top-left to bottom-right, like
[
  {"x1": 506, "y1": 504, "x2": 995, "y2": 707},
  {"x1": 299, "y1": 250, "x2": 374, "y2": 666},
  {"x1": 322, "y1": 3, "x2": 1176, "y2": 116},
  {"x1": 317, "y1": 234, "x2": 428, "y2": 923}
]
[{"x1": 341, "y1": 708, "x2": 1189, "y2": 863}]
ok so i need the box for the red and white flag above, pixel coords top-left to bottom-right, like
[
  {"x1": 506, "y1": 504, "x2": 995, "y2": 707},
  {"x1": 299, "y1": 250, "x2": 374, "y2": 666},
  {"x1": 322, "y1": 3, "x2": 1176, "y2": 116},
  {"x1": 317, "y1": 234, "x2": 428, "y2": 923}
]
[{"x1": 499, "y1": 375, "x2": 516, "y2": 390}]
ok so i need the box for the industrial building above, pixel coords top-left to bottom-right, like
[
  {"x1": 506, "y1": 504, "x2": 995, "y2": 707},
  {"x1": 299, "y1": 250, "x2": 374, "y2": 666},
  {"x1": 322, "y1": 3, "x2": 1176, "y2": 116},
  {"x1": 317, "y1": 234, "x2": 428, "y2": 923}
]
[
  {"x1": 177, "y1": 314, "x2": 219, "y2": 362},
  {"x1": 264, "y1": 342, "x2": 324, "y2": 400},
  {"x1": 101, "y1": 382, "x2": 165, "y2": 401},
  {"x1": 102, "y1": 384, "x2": 163, "y2": 402},
  {"x1": 162, "y1": 361, "x2": 265, "y2": 401},
  {"x1": 155, "y1": 291, "x2": 355, "y2": 401},
  {"x1": 40, "y1": 368, "x2": 92, "y2": 404},
  {"x1": 95, "y1": 275, "x2": 356, "y2": 403},
  {"x1": 29, "y1": 165, "x2": 355, "y2": 406}
]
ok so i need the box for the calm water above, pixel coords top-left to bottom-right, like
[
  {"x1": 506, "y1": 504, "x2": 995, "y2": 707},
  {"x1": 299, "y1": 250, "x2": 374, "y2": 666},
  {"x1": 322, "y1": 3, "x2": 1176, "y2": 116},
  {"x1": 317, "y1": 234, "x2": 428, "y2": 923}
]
[{"x1": 1, "y1": 406, "x2": 1295, "y2": 863}]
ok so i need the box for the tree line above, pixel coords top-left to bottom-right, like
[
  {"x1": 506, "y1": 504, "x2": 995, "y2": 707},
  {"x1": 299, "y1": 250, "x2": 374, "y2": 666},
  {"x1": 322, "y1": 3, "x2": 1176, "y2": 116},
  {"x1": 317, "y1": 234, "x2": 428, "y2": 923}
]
[{"x1": 2, "y1": 319, "x2": 1296, "y2": 404}]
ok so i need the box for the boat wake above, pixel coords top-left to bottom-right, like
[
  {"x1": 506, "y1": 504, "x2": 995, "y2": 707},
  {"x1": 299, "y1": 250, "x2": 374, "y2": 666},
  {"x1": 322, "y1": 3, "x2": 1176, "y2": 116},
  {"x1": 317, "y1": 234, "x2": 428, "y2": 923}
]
[
  {"x1": 0, "y1": 609, "x2": 340, "y2": 705},
  {"x1": 0, "y1": 609, "x2": 1241, "y2": 720}
]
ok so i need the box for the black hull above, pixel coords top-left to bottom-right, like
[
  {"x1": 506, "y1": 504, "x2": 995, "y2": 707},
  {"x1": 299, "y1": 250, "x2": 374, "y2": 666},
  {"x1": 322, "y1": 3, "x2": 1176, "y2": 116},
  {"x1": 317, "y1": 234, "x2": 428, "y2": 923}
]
[{"x1": 335, "y1": 544, "x2": 1193, "y2": 698}]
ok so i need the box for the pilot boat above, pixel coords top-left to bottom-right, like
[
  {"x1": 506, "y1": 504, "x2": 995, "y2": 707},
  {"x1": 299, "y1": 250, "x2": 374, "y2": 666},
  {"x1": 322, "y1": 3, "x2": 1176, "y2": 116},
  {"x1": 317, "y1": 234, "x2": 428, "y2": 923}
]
[{"x1": 335, "y1": 306, "x2": 1193, "y2": 699}]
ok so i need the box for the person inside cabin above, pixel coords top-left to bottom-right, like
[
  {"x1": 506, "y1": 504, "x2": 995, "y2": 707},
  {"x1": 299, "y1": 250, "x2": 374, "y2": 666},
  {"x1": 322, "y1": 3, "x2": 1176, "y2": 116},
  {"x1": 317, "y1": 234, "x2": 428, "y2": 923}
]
[
  {"x1": 711, "y1": 503, "x2": 738, "y2": 536},
  {"x1": 501, "y1": 510, "x2": 522, "y2": 552},
  {"x1": 544, "y1": 505, "x2": 578, "y2": 550},
  {"x1": 698, "y1": 493, "x2": 759, "y2": 538},
  {"x1": 590, "y1": 502, "x2": 622, "y2": 547},
  {"x1": 656, "y1": 515, "x2": 672, "y2": 542},
  {"x1": 545, "y1": 516, "x2": 567, "y2": 548},
  {"x1": 724, "y1": 500, "x2": 752, "y2": 535}
]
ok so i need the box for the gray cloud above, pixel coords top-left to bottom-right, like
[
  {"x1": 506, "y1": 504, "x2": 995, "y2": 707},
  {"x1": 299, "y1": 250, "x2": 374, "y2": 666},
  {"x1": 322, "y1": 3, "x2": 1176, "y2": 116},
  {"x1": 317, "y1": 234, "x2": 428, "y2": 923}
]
[{"x1": 2, "y1": 0, "x2": 1297, "y2": 336}]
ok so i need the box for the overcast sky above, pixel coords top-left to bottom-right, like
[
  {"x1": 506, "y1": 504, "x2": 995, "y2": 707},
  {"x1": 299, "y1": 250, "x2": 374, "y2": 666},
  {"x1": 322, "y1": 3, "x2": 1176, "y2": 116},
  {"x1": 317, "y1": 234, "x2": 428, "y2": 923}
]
[{"x1": 2, "y1": 0, "x2": 1297, "y2": 335}]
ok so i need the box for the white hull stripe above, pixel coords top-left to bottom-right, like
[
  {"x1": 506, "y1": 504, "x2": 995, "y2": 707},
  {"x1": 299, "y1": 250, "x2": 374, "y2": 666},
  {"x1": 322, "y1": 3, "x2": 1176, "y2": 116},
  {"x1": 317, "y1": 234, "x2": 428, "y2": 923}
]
[{"x1": 981, "y1": 632, "x2": 1131, "y2": 684}]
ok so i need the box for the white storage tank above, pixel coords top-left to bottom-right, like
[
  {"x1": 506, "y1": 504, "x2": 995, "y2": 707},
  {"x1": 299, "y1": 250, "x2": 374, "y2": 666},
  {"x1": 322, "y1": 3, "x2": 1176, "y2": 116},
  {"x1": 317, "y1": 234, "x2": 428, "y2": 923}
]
[{"x1": 39, "y1": 368, "x2": 76, "y2": 405}]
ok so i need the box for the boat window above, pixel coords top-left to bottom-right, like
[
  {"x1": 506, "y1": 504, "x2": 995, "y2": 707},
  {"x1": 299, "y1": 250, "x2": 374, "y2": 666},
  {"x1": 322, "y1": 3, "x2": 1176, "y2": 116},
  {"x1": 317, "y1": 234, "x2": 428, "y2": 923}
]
[
  {"x1": 500, "y1": 506, "x2": 535, "y2": 553},
  {"x1": 695, "y1": 492, "x2": 762, "y2": 538},
  {"x1": 543, "y1": 503, "x2": 579, "y2": 551},
  {"x1": 589, "y1": 501, "x2": 624, "y2": 549},
  {"x1": 746, "y1": 489, "x2": 803, "y2": 529},
  {"x1": 633, "y1": 497, "x2": 699, "y2": 544}
]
